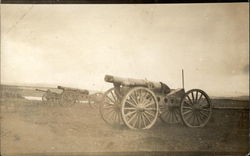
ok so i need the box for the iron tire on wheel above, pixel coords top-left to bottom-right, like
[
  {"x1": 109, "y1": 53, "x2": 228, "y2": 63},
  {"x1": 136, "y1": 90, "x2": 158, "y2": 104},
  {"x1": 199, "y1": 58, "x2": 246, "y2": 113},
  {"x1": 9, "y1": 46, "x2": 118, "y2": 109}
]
[
  {"x1": 121, "y1": 87, "x2": 159, "y2": 130},
  {"x1": 99, "y1": 88, "x2": 124, "y2": 127},
  {"x1": 180, "y1": 89, "x2": 212, "y2": 128}
]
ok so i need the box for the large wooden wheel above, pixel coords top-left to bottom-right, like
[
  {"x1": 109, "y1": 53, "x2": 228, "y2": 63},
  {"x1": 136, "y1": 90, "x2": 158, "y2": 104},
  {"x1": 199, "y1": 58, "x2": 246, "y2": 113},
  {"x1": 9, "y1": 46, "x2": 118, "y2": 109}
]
[
  {"x1": 180, "y1": 89, "x2": 212, "y2": 128},
  {"x1": 121, "y1": 87, "x2": 159, "y2": 129},
  {"x1": 60, "y1": 91, "x2": 77, "y2": 107},
  {"x1": 159, "y1": 97, "x2": 181, "y2": 124},
  {"x1": 99, "y1": 88, "x2": 124, "y2": 127}
]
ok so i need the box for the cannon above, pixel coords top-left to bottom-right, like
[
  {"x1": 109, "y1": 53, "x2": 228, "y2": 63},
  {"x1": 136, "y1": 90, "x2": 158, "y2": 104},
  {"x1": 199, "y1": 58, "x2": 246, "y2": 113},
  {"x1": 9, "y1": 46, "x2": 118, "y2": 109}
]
[
  {"x1": 57, "y1": 86, "x2": 90, "y2": 106},
  {"x1": 57, "y1": 86, "x2": 103, "y2": 108},
  {"x1": 35, "y1": 89, "x2": 60, "y2": 105},
  {"x1": 100, "y1": 74, "x2": 213, "y2": 129}
]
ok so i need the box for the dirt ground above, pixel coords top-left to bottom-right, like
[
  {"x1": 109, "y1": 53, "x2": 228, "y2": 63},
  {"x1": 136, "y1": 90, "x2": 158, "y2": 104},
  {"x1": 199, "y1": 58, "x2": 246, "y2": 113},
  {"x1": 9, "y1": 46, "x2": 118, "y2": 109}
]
[{"x1": 0, "y1": 98, "x2": 249, "y2": 155}]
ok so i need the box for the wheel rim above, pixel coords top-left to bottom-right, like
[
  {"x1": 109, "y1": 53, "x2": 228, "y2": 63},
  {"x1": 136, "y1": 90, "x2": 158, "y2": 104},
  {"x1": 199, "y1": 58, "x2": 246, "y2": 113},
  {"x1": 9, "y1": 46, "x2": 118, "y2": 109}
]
[
  {"x1": 180, "y1": 89, "x2": 212, "y2": 128},
  {"x1": 121, "y1": 87, "x2": 159, "y2": 129},
  {"x1": 99, "y1": 88, "x2": 124, "y2": 126},
  {"x1": 159, "y1": 97, "x2": 181, "y2": 124}
]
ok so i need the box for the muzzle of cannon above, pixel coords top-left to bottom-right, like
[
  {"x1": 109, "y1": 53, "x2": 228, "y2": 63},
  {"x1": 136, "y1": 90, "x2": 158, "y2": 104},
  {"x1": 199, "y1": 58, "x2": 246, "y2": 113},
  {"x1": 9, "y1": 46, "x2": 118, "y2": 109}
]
[
  {"x1": 104, "y1": 75, "x2": 170, "y2": 94},
  {"x1": 57, "y1": 86, "x2": 89, "y2": 95}
]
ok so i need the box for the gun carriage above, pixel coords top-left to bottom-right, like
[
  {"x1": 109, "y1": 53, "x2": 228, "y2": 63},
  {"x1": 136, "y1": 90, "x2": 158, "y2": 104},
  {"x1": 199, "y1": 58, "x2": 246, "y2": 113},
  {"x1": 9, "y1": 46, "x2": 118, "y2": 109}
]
[
  {"x1": 36, "y1": 86, "x2": 103, "y2": 108},
  {"x1": 100, "y1": 74, "x2": 212, "y2": 129},
  {"x1": 57, "y1": 86, "x2": 89, "y2": 106}
]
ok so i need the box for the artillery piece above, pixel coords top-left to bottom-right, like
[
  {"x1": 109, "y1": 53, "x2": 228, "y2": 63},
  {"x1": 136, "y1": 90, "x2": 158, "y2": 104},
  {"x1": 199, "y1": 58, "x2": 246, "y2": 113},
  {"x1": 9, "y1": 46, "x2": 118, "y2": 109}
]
[
  {"x1": 35, "y1": 89, "x2": 60, "y2": 105},
  {"x1": 57, "y1": 86, "x2": 103, "y2": 108},
  {"x1": 36, "y1": 86, "x2": 103, "y2": 108},
  {"x1": 100, "y1": 74, "x2": 212, "y2": 129},
  {"x1": 57, "y1": 86, "x2": 89, "y2": 107}
]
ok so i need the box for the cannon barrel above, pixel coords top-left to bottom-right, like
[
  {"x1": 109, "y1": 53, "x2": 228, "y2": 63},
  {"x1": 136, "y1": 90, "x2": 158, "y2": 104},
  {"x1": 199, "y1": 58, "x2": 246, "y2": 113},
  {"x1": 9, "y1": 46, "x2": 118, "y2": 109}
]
[
  {"x1": 57, "y1": 86, "x2": 89, "y2": 94},
  {"x1": 35, "y1": 89, "x2": 48, "y2": 92},
  {"x1": 105, "y1": 75, "x2": 162, "y2": 89}
]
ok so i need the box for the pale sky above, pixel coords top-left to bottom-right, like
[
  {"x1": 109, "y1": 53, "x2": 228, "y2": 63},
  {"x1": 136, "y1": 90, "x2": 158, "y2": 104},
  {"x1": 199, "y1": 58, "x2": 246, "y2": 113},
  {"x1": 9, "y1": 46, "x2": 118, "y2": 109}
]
[{"x1": 1, "y1": 3, "x2": 249, "y2": 97}]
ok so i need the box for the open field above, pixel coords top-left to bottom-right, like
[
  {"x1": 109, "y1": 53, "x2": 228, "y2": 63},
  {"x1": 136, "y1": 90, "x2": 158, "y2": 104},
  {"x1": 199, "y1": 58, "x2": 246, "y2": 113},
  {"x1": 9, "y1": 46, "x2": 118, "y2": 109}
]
[
  {"x1": 1, "y1": 98, "x2": 249, "y2": 155},
  {"x1": 0, "y1": 85, "x2": 249, "y2": 156}
]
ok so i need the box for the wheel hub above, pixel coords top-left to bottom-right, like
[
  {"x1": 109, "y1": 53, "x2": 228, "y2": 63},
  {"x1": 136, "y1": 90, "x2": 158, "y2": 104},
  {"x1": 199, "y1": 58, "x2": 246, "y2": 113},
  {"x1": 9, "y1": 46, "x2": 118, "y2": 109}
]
[
  {"x1": 192, "y1": 103, "x2": 201, "y2": 110},
  {"x1": 114, "y1": 102, "x2": 121, "y2": 110},
  {"x1": 136, "y1": 103, "x2": 145, "y2": 112}
]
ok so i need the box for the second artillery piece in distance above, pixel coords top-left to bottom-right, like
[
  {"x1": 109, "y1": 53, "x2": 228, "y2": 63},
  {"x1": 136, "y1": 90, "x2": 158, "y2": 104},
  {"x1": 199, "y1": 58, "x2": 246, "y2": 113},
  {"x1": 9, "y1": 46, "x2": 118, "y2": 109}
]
[
  {"x1": 36, "y1": 86, "x2": 103, "y2": 108},
  {"x1": 57, "y1": 86, "x2": 89, "y2": 107},
  {"x1": 57, "y1": 86, "x2": 103, "y2": 108}
]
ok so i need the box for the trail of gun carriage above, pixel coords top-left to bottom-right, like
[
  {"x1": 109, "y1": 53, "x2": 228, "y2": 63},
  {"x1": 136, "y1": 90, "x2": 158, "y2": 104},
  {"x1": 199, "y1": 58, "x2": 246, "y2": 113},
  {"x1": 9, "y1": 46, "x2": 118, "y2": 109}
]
[{"x1": 0, "y1": 74, "x2": 249, "y2": 155}]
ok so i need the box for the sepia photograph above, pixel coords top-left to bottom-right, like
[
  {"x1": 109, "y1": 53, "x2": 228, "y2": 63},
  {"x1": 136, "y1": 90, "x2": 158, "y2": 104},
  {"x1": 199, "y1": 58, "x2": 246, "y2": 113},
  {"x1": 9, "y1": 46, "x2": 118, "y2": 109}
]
[{"x1": 0, "y1": 2, "x2": 249, "y2": 156}]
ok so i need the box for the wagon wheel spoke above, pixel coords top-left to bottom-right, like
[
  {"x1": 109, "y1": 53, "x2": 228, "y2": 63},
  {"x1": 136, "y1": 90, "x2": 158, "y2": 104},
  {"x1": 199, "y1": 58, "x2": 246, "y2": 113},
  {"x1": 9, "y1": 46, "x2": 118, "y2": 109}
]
[
  {"x1": 111, "y1": 91, "x2": 118, "y2": 102},
  {"x1": 133, "y1": 91, "x2": 139, "y2": 104},
  {"x1": 186, "y1": 95, "x2": 193, "y2": 105},
  {"x1": 104, "y1": 101, "x2": 115, "y2": 105},
  {"x1": 124, "y1": 107, "x2": 136, "y2": 110},
  {"x1": 106, "y1": 94, "x2": 115, "y2": 104},
  {"x1": 183, "y1": 100, "x2": 192, "y2": 106},
  {"x1": 125, "y1": 100, "x2": 137, "y2": 108},
  {"x1": 130, "y1": 94, "x2": 138, "y2": 106},
  {"x1": 162, "y1": 110, "x2": 170, "y2": 122},
  {"x1": 135, "y1": 115, "x2": 141, "y2": 128},
  {"x1": 103, "y1": 104, "x2": 114, "y2": 109},
  {"x1": 105, "y1": 110, "x2": 116, "y2": 121},
  {"x1": 191, "y1": 92, "x2": 195, "y2": 103},
  {"x1": 144, "y1": 101, "x2": 155, "y2": 108},
  {"x1": 140, "y1": 113, "x2": 147, "y2": 128},
  {"x1": 144, "y1": 110, "x2": 155, "y2": 118},
  {"x1": 195, "y1": 91, "x2": 199, "y2": 103},
  {"x1": 199, "y1": 110, "x2": 209, "y2": 117},
  {"x1": 195, "y1": 112, "x2": 201, "y2": 126},
  {"x1": 144, "y1": 108, "x2": 157, "y2": 111},
  {"x1": 199, "y1": 111, "x2": 209, "y2": 121},
  {"x1": 141, "y1": 91, "x2": 149, "y2": 104},
  {"x1": 143, "y1": 95, "x2": 153, "y2": 105},
  {"x1": 102, "y1": 106, "x2": 115, "y2": 115},
  {"x1": 138, "y1": 89, "x2": 143, "y2": 103},
  {"x1": 142, "y1": 112, "x2": 152, "y2": 125},
  {"x1": 197, "y1": 94, "x2": 203, "y2": 104},
  {"x1": 196, "y1": 112, "x2": 204, "y2": 125},
  {"x1": 182, "y1": 106, "x2": 192, "y2": 110},
  {"x1": 185, "y1": 112, "x2": 194, "y2": 122},
  {"x1": 125, "y1": 110, "x2": 136, "y2": 117},
  {"x1": 127, "y1": 112, "x2": 137, "y2": 123},
  {"x1": 182, "y1": 109, "x2": 192, "y2": 116}
]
